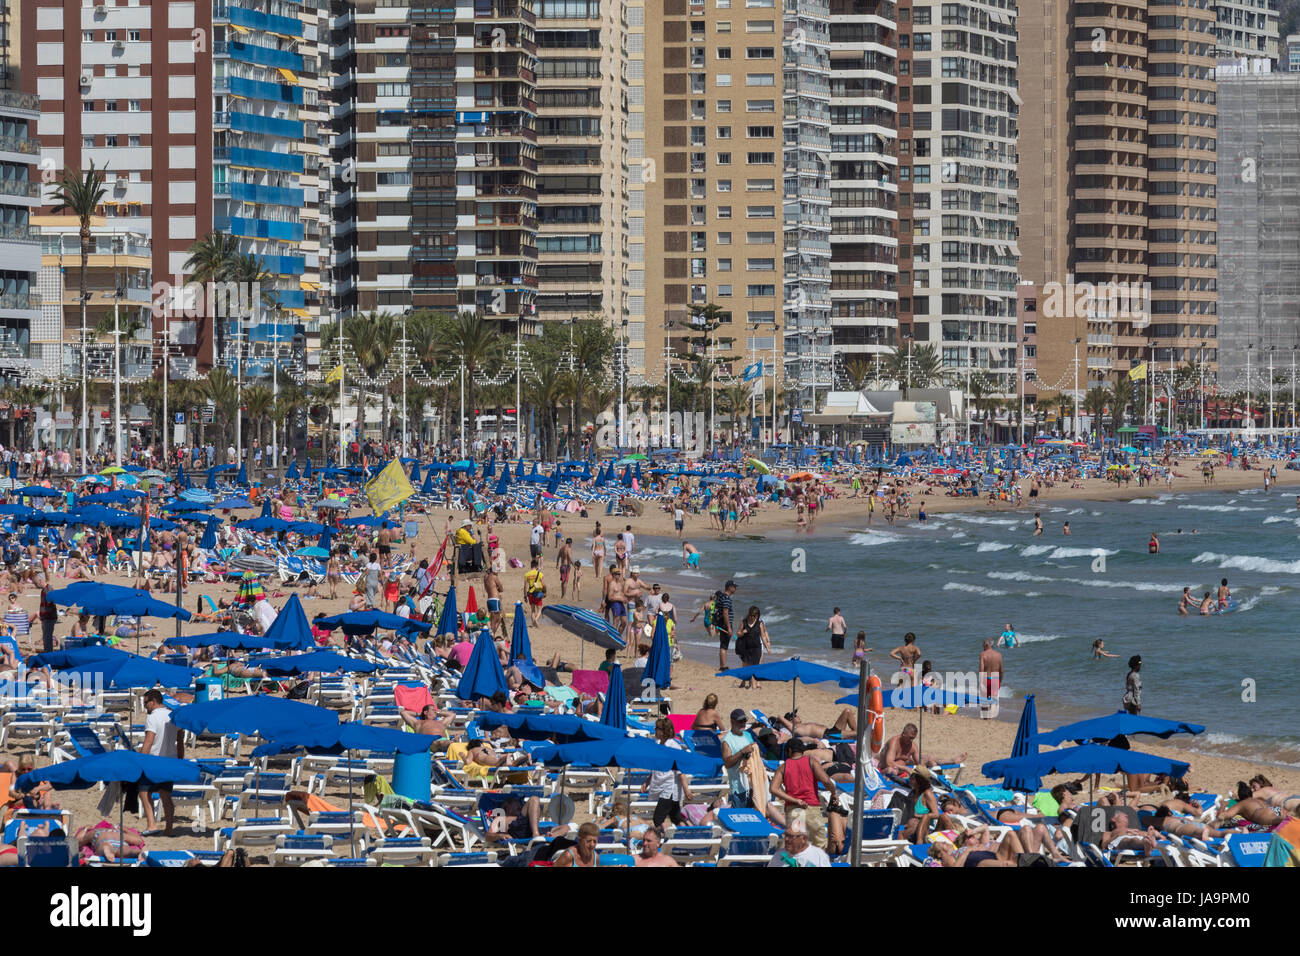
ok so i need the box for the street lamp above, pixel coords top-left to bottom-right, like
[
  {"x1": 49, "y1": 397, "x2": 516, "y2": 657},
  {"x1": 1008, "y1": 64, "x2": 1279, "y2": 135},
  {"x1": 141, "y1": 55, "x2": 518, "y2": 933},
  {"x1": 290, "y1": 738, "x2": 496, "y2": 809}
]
[
  {"x1": 1073, "y1": 337, "x2": 1081, "y2": 440},
  {"x1": 1199, "y1": 340, "x2": 1206, "y2": 432},
  {"x1": 1268, "y1": 345, "x2": 1276, "y2": 433},
  {"x1": 1245, "y1": 343, "x2": 1253, "y2": 433}
]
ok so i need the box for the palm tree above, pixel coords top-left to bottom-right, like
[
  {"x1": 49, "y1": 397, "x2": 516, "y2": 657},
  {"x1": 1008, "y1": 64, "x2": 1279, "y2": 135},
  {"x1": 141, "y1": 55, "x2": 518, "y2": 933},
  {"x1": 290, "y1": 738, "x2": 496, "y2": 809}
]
[
  {"x1": 1110, "y1": 374, "x2": 1135, "y2": 436},
  {"x1": 51, "y1": 163, "x2": 109, "y2": 468},
  {"x1": 201, "y1": 367, "x2": 240, "y2": 447},
  {"x1": 882, "y1": 342, "x2": 943, "y2": 395},
  {"x1": 720, "y1": 381, "x2": 753, "y2": 442},
  {"x1": 566, "y1": 317, "x2": 615, "y2": 444},
  {"x1": 441, "y1": 312, "x2": 505, "y2": 450},
  {"x1": 841, "y1": 354, "x2": 874, "y2": 391},
  {"x1": 524, "y1": 347, "x2": 567, "y2": 459},
  {"x1": 243, "y1": 384, "x2": 274, "y2": 459},
  {"x1": 185, "y1": 231, "x2": 241, "y2": 368},
  {"x1": 1083, "y1": 387, "x2": 1109, "y2": 440}
]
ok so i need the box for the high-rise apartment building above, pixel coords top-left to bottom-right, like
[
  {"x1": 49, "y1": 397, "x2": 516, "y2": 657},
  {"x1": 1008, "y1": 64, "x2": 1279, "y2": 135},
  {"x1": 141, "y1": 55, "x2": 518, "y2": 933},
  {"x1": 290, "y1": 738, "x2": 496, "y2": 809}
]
[
  {"x1": 0, "y1": 4, "x2": 41, "y2": 386},
  {"x1": 1216, "y1": 72, "x2": 1300, "y2": 385},
  {"x1": 827, "y1": 0, "x2": 898, "y2": 383},
  {"x1": 1213, "y1": 0, "x2": 1279, "y2": 64},
  {"x1": 1287, "y1": 32, "x2": 1300, "y2": 71},
  {"x1": 1020, "y1": 0, "x2": 1218, "y2": 416},
  {"x1": 900, "y1": 0, "x2": 1020, "y2": 396},
  {"x1": 330, "y1": 0, "x2": 538, "y2": 329}
]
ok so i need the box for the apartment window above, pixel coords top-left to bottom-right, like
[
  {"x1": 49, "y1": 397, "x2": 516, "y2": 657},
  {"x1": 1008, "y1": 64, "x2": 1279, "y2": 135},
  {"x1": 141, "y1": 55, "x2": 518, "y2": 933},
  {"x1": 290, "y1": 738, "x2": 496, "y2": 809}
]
[
  {"x1": 746, "y1": 73, "x2": 775, "y2": 86},
  {"x1": 128, "y1": 136, "x2": 141, "y2": 147},
  {"x1": 717, "y1": 100, "x2": 732, "y2": 112},
  {"x1": 717, "y1": 126, "x2": 732, "y2": 138},
  {"x1": 746, "y1": 284, "x2": 776, "y2": 296},
  {"x1": 83, "y1": 31, "x2": 95, "y2": 42},
  {"x1": 129, "y1": 30, "x2": 141, "y2": 41},
  {"x1": 913, "y1": 166, "x2": 931, "y2": 183},
  {"x1": 105, "y1": 135, "x2": 118, "y2": 147},
  {"x1": 747, "y1": 205, "x2": 775, "y2": 217},
  {"x1": 716, "y1": 151, "x2": 732, "y2": 164},
  {"x1": 128, "y1": 100, "x2": 141, "y2": 112},
  {"x1": 746, "y1": 0, "x2": 775, "y2": 6},
  {"x1": 718, "y1": 19, "x2": 732, "y2": 29},
  {"x1": 718, "y1": 232, "x2": 732, "y2": 244},
  {"x1": 718, "y1": 206, "x2": 733, "y2": 218},
  {"x1": 747, "y1": 20, "x2": 775, "y2": 31},
  {"x1": 105, "y1": 101, "x2": 119, "y2": 111},
  {"x1": 717, "y1": 74, "x2": 732, "y2": 86},
  {"x1": 747, "y1": 258, "x2": 775, "y2": 271},
  {"x1": 375, "y1": 83, "x2": 410, "y2": 97},
  {"x1": 83, "y1": 101, "x2": 95, "y2": 112},
  {"x1": 717, "y1": 48, "x2": 732, "y2": 58},
  {"x1": 746, "y1": 178, "x2": 775, "y2": 191},
  {"x1": 746, "y1": 152, "x2": 775, "y2": 164},
  {"x1": 747, "y1": 311, "x2": 776, "y2": 324},
  {"x1": 746, "y1": 232, "x2": 775, "y2": 244},
  {"x1": 718, "y1": 258, "x2": 733, "y2": 271},
  {"x1": 747, "y1": 99, "x2": 775, "y2": 112},
  {"x1": 105, "y1": 31, "x2": 118, "y2": 41},
  {"x1": 718, "y1": 285, "x2": 733, "y2": 296},
  {"x1": 746, "y1": 47, "x2": 775, "y2": 59},
  {"x1": 746, "y1": 126, "x2": 774, "y2": 138},
  {"x1": 717, "y1": 180, "x2": 732, "y2": 191},
  {"x1": 82, "y1": 136, "x2": 95, "y2": 148}
]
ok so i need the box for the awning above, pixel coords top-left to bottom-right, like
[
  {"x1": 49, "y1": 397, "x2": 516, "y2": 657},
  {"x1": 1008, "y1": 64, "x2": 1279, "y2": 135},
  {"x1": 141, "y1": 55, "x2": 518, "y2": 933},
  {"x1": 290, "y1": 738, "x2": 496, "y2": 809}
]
[
  {"x1": 228, "y1": 23, "x2": 249, "y2": 34},
  {"x1": 1008, "y1": 241, "x2": 1022, "y2": 258},
  {"x1": 299, "y1": 279, "x2": 318, "y2": 291},
  {"x1": 288, "y1": 307, "x2": 310, "y2": 318},
  {"x1": 277, "y1": 68, "x2": 299, "y2": 84}
]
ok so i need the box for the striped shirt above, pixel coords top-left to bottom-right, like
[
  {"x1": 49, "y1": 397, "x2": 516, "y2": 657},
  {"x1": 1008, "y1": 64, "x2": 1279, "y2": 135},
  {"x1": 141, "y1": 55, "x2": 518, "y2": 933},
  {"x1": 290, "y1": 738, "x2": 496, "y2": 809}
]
[{"x1": 5, "y1": 606, "x2": 30, "y2": 637}]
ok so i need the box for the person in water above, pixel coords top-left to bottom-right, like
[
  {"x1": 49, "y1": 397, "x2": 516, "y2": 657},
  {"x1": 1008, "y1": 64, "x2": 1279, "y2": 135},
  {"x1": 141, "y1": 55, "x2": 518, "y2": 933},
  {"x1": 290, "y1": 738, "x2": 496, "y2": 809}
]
[
  {"x1": 998, "y1": 623, "x2": 1017, "y2": 649},
  {"x1": 1216, "y1": 578, "x2": 1230, "y2": 610},
  {"x1": 1178, "y1": 587, "x2": 1192, "y2": 616},
  {"x1": 1198, "y1": 592, "x2": 1213, "y2": 615},
  {"x1": 1092, "y1": 639, "x2": 1119, "y2": 659},
  {"x1": 1148, "y1": 532, "x2": 1159, "y2": 554}
]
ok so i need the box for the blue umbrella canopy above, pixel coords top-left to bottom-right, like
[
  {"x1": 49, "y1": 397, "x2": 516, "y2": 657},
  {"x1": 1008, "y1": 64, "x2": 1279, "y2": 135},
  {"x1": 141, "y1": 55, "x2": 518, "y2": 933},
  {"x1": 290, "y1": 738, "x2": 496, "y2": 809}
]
[
  {"x1": 493, "y1": 468, "x2": 510, "y2": 496},
  {"x1": 236, "y1": 463, "x2": 248, "y2": 486},
  {"x1": 58, "y1": 655, "x2": 200, "y2": 689},
  {"x1": 0, "y1": 503, "x2": 40, "y2": 520},
  {"x1": 171, "y1": 695, "x2": 339, "y2": 737},
  {"x1": 982, "y1": 744, "x2": 1190, "y2": 782},
  {"x1": 78, "y1": 489, "x2": 147, "y2": 504},
  {"x1": 435, "y1": 586, "x2": 460, "y2": 638},
  {"x1": 262, "y1": 593, "x2": 315, "y2": 651},
  {"x1": 719, "y1": 657, "x2": 858, "y2": 689},
  {"x1": 541, "y1": 604, "x2": 626, "y2": 649},
  {"x1": 65, "y1": 505, "x2": 141, "y2": 528},
  {"x1": 163, "y1": 498, "x2": 212, "y2": 513},
  {"x1": 17, "y1": 485, "x2": 64, "y2": 498},
  {"x1": 409, "y1": 461, "x2": 421, "y2": 483},
  {"x1": 1001, "y1": 694, "x2": 1040, "y2": 792},
  {"x1": 600, "y1": 662, "x2": 627, "y2": 732},
  {"x1": 314, "y1": 610, "x2": 431, "y2": 637},
  {"x1": 162, "y1": 630, "x2": 276, "y2": 651},
  {"x1": 215, "y1": 496, "x2": 253, "y2": 510},
  {"x1": 286, "y1": 460, "x2": 301, "y2": 481},
  {"x1": 46, "y1": 581, "x2": 149, "y2": 609},
  {"x1": 234, "y1": 516, "x2": 294, "y2": 533},
  {"x1": 643, "y1": 613, "x2": 672, "y2": 690},
  {"x1": 1035, "y1": 711, "x2": 1206, "y2": 747},
  {"x1": 317, "y1": 526, "x2": 334, "y2": 552},
  {"x1": 455, "y1": 630, "x2": 509, "y2": 702},
  {"x1": 508, "y1": 601, "x2": 532, "y2": 664},
  {"x1": 260, "y1": 651, "x2": 378, "y2": 676},
  {"x1": 252, "y1": 722, "x2": 438, "y2": 758},
  {"x1": 28, "y1": 645, "x2": 127, "y2": 669},
  {"x1": 198, "y1": 517, "x2": 220, "y2": 551},
  {"x1": 531, "y1": 738, "x2": 721, "y2": 776},
  {"x1": 476, "y1": 711, "x2": 625, "y2": 742},
  {"x1": 16, "y1": 751, "x2": 201, "y2": 791},
  {"x1": 837, "y1": 684, "x2": 984, "y2": 708}
]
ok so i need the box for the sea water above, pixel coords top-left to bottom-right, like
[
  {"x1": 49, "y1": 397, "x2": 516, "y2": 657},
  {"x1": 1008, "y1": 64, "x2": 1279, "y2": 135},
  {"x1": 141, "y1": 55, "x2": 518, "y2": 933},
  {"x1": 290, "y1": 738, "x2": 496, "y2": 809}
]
[{"x1": 636, "y1": 485, "x2": 1300, "y2": 767}]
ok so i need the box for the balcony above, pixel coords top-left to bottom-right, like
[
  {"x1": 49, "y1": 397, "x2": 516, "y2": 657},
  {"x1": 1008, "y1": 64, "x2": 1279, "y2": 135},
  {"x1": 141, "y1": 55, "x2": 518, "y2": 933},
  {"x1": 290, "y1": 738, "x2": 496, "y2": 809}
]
[
  {"x1": 0, "y1": 90, "x2": 41, "y2": 115},
  {"x1": 0, "y1": 135, "x2": 41, "y2": 157},
  {"x1": 0, "y1": 292, "x2": 41, "y2": 310},
  {"x1": 0, "y1": 179, "x2": 41, "y2": 200}
]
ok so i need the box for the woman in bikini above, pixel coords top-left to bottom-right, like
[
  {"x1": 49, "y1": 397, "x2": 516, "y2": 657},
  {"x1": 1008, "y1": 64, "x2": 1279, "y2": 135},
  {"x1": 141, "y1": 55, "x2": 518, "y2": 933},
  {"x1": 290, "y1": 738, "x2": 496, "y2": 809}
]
[
  {"x1": 551, "y1": 822, "x2": 602, "y2": 867},
  {"x1": 590, "y1": 524, "x2": 606, "y2": 580},
  {"x1": 326, "y1": 551, "x2": 341, "y2": 599}
]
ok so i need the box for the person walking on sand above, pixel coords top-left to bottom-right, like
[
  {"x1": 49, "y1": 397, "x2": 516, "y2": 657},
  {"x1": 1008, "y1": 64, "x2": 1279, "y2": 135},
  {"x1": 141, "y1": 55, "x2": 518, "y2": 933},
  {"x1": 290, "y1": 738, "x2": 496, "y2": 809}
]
[{"x1": 1122, "y1": 655, "x2": 1142, "y2": 714}]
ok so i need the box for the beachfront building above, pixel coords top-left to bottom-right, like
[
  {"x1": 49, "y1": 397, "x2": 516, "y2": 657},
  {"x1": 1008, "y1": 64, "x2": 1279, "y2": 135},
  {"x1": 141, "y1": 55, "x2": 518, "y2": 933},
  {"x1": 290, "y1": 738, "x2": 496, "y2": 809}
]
[
  {"x1": 1018, "y1": 0, "x2": 1219, "y2": 428},
  {"x1": 24, "y1": 0, "x2": 328, "y2": 379},
  {"x1": 1288, "y1": 33, "x2": 1300, "y2": 71},
  {"x1": 900, "y1": 0, "x2": 1020, "y2": 399},
  {"x1": 1213, "y1": 0, "x2": 1280, "y2": 66},
  {"x1": 827, "y1": 0, "x2": 899, "y2": 392},
  {"x1": 0, "y1": 41, "x2": 41, "y2": 390},
  {"x1": 1215, "y1": 71, "x2": 1300, "y2": 389}
]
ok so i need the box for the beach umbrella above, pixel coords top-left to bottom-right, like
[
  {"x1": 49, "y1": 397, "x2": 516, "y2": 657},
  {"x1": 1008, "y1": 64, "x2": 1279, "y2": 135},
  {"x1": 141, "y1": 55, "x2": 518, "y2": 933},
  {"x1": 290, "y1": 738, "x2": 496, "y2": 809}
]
[
  {"x1": 981, "y1": 744, "x2": 1190, "y2": 784},
  {"x1": 163, "y1": 499, "x2": 212, "y2": 513},
  {"x1": 263, "y1": 593, "x2": 315, "y2": 651},
  {"x1": 643, "y1": 613, "x2": 672, "y2": 691},
  {"x1": 1035, "y1": 711, "x2": 1206, "y2": 748},
  {"x1": 172, "y1": 695, "x2": 339, "y2": 737},
  {"x1": 261, "y1": 651, "x2": 378, "y2": 676},
  {"x1": 294, "y1": 546, "x2": 330, "y2": 559},
  {"x1": 176, "y1": 464, "x2": 189, "y2": 489},
  {"x1": 28, "y1": 645, "x2": 128, "y2": 669},
  {"x1": 835, "y1": 684, "x2": 983, "y2": 710},
  {"x1": 288, "y1": 521, "x2": 327, "y2": 535},
  {"x1": 493, "y1": 468, "x2": 510, "y2": 496},
  {"x1": 198, "y1": 518, "x2": 220, "y2": 552},
  {"x1": 260, "y1": 499, "x2": 272, "y2": 518},
  {"x1": 509, "y1": 602, "x2": 532, "y2": 665},
  {"x1": 476, "y1": 711, "x2": 625, "y2": 742},
  {"x1": 229, "y1": 553, "x2": 278, "y2": 574},
  {"x1": 409, "y1": 461, "x2": 421, "y2": 484},
  {"x1": 999, "y1": 694, "x2": 1040, "y2": 792},
  {"x1": 16, "y1": 751, "x2": 202, "y2": 866},
  {"x1": 312, "y1": 497, "x2": 348, "y2": 511},
  {"x1": 530, "y1": 738, "x2": 720, "y2": 776},
  {"x1": 286, "y1": 460, "x2": 301, "y2": 481},
  {"x1": 600, "y1": 662, "x2": 627, "y2": 732},
  {"x1": 215, "y1": 497, "x2": 253, "y2": 510},
  {"x1": 435, "y1": 585, "x2": 460, "y2": 638},
  {"x1": 465, "y1": 586, "x2": 479, "y2": 616},
  {"x1": 422, "y1": 470, "x2": 438, "y2": 495},
  {"x1": 237, "y1": 573, "x2": 266, "y2": 606},
  {"x1": 0, "y1": 503, "x2": 40, "y2": 520},
  {"x1": 236, "y1": 463, "x2": 248, "y2": 486},
  {"x1": 316, "y1": 525, "x2": 335, "y2": 552},
  {"x1": 18, "y1": 485, "x2": 64, "y2": 498},
  {"x1": 304, "y1": 460, "x2": 313, "y2": 480},
  {"x1": 162, "y1": 630, "x2": 276, "y2": 651},
  {"x1": 314, "y1": 609, "x2": 431, "y2": 638},
  {"x1": 234, "y1": 516, "x2": 291, "y2": 533},
  {"x1": 718, "y1": 656, "x2": 858, "y2": 712},
  {"x1": 455, "y1": 630, "x2": 508, "y2": 703},
  {"x1": 515, "y1": 459, "x2": 527, "y2": 481},
  {"x1": 58, "y1": 655, "x2": 200, "y2": 690},
  {"x1": 541, "y1": 604, "x2": 626, "y2": 664}
]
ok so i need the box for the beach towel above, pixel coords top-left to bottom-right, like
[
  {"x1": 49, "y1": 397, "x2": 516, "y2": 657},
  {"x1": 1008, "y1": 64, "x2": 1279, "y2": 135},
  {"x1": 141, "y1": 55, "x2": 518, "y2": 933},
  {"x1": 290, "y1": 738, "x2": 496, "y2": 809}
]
[
  {"x1": 569, "y1": 669, "x2": 609, "y2": 697},
  {"x1": 667, "y1": 714, "x2": 695, "y2": 734},
  {"x1": 290, "y1": 790, "x2": 392, "y2": 835},
  {"x1": 545, "y1": 685, "x2": 578, "y2": 705},
  {"x1": 744, "y1": 748, "x2": 769, "y2": 809},
  {"x1": 393, "y1": 683, "x2": 434, "y2": 714}
]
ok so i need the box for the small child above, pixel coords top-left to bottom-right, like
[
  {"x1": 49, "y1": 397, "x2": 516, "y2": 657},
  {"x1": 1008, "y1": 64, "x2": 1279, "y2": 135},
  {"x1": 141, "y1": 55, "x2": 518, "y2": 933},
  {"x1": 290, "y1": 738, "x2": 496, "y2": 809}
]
[
  {"x1": 553, "y1": 519, "x2": 563, "y2": 549},
  {"x1": 852, "y1": 630, "x2": 870, "y2": 665},
  {"x1": 571, "y1": 559, "x2": 583, "y2": 601}
]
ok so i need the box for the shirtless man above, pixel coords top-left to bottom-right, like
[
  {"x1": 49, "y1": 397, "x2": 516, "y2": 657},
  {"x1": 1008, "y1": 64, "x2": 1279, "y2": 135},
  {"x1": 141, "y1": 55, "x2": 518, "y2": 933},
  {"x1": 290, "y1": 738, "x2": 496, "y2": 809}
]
[
  {"x1": 606, "y1": 567, "x2": 629, "y2": 638},
  {"x1": 623, "y1": 567, "x2": 646, "y2": 609},
  {"x1": 483, "y1": 566, "x2": 506, "y2": 640},
  {"x1": 978, "y1": 639, "x2": 1003, "y2": 719},
  {"x1": 682, "y1": 540, "x2": 701, "y2": 568},
  {"x1": 889, "y1": 632, "x2": 922, "y2": 684},
  {"x1": 1216, "y1": 577, "x2": 1230, "y2": 610},
  {"x1": 377, "y1": 524, "x2": 392, "y2": 568},
  {"x1": 877, "y1": 722, "x2": 966, "y2": 775},
  {"x1": 1099, "y1": 809, "x2": 1161, "y2": 855},
  {"x1": 775, "y1": 708, "x2": 857, "y2": 740},
  {"x1": 555, "y1": 537, "x2": 574, "y2": 600},
  {"x1": 399, "y1": 704, "x2": 449, "y2": 737},
  {"x1": 635, "y1": 827, "x2": 679, "y2": 867}
]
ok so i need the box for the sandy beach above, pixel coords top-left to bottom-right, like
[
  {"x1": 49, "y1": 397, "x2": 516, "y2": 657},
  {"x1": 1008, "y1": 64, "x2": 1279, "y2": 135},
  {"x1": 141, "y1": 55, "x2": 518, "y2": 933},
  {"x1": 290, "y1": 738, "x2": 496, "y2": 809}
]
[{"x1": 4, "y1": 455, "x2": 1297, "y2": 856}]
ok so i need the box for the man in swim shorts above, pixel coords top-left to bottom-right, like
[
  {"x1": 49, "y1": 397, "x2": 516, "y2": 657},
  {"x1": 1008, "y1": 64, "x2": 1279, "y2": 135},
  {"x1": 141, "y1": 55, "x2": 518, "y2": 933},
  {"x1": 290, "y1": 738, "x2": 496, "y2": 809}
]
[
  {"x1": 682, "y1": 541, "x2": 701, "y2": 568},
  {"x1": 484, "y1": 567, "x2": 505, "y2": 639},
  {"x1": 607, "y1": 567, "x2": 628, "y2": 638}
]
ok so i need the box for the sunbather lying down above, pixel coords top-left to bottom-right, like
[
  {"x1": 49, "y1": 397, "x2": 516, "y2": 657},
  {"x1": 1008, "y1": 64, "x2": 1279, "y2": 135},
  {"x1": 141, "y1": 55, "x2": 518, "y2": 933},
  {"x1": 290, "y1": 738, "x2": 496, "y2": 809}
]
[
  {"x1": 77, "y1": 821, "x2": 145, "y2": 863},
  {"x1": 929, "y1": 826, "x2": 1036, "y2": 867},
  {"x1": 208, "y1": 659, "x2": 267, "y2": 679}
]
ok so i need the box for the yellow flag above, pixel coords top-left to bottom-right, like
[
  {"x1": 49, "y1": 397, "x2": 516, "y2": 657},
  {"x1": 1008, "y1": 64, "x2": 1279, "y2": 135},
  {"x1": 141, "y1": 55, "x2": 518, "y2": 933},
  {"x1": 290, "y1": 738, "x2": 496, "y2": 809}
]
[
  {"x1": 325, "y1": 365, "x2": 343, "y2": 384},
  {"x1": 1128, "y1": 363, "x2": 1147, "y2": 382},
  {"x1": 365, "y1": 459, "x2": 415, "y2": 516}
]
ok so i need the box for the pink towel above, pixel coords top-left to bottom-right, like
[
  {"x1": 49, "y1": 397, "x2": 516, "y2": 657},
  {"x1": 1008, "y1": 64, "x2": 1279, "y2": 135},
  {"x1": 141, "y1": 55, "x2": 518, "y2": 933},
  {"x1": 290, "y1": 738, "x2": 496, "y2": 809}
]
[
  {"x1": 569, "y1": 669, "x2": 609, "y2": 697},
  {"x1": 667, "y1": 714, "x2": 695, "y2": 734},
  {"x1": 394, "y1": 684, "x2": 434, "y2": 713}
]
